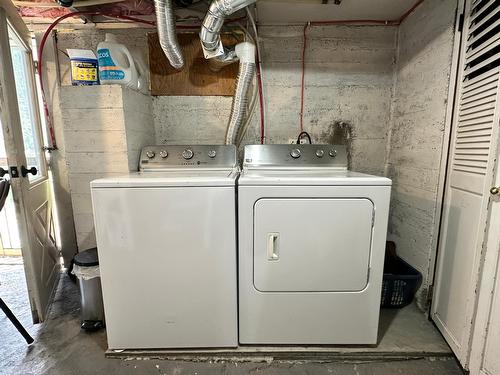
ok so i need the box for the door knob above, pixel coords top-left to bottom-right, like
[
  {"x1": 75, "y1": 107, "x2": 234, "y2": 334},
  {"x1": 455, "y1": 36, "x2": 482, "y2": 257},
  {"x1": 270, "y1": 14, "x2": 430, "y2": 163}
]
[
  {"x1": 21, "y1": 166, "x2": 37, "y2": 177},
  {"x1": 490, "y1": 186, "x2": 500, "y2": 196}
]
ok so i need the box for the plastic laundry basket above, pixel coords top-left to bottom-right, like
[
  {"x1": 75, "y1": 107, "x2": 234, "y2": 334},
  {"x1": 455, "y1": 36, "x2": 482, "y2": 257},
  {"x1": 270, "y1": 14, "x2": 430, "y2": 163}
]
[
  {"x1": 72, "y1": 248, "x2": 105, "y2": 330},
  {"x1": 381, "y1": 252, "x2": 422, "y2": 309}
]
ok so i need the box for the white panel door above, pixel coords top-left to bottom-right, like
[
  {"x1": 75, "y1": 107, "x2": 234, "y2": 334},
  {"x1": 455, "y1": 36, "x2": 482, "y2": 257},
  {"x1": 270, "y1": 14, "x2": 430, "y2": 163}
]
[
  {"x1": 431, "y1": 0, "x2": 500, "y2": 368},
  {"x1": 468, "y1": 146, "x2": 500, "y2": 375},
  {"x1": 0, "y1": 5, "x2": 59, "y2": 322}
]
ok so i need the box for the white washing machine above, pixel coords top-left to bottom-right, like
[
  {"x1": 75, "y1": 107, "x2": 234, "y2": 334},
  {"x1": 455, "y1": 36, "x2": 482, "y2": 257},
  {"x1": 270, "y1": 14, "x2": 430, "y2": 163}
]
[
  {"x1": 91, "y1": 145, "x2": 238, "y2": 349},
  {"x1": 238, "y1": 144, "x2": 391, "y2": 345}
]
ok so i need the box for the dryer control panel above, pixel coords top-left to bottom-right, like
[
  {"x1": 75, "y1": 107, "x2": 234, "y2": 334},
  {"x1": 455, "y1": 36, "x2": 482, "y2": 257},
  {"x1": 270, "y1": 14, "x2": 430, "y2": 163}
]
[
  {"x1": 139, "y1": 145, "x2": 237, "y2": 171},
  {"x1": 243, "y1": 144, "x2": 348, "y2": 170}
]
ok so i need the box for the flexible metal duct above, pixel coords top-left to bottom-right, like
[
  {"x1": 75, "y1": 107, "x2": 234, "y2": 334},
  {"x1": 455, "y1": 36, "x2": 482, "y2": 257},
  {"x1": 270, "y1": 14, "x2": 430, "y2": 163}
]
[
  {"x1": 225, "y1": 42, "x2": 256, "y2": 145},
  {"x1": 200, "y1": 0, "x2": 256, "y2": 60},
  {"x1": 200, "y1": 0, "x2": 256, "y2": 144},
  {"x1": 154, "y1": 0, "x2": 184, "y2": 70}
]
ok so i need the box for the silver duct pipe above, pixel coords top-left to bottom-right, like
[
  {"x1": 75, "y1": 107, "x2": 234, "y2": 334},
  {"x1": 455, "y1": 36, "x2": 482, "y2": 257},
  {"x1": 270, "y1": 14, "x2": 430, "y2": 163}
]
[
  {"x1": 199, "y1": 0, "x2": 256, "y2": 144},
  {"x1": 225, "y1": 42, "x2": 256, "y2": 145},
  {"x1": 200, "y1": 0, "x2": 256, "y2": 60},
  {"x1": 154, "y1": 0, "x2": 184, "y2": 70}
]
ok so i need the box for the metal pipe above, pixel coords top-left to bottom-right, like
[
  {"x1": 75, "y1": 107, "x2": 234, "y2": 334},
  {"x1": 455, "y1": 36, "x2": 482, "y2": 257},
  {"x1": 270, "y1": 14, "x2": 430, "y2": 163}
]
[
  {"x1": 200, "y1": 0, "x2": 256, "y2": 60},
  {"x1": 154, "y1": 0, "x2": 184, "y2": 70}
]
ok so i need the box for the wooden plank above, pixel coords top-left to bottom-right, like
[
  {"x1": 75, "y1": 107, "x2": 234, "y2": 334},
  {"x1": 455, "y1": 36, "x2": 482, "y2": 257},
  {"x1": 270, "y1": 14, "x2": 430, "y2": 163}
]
[{"x1": 148, "y1": 32, "x2": 240, "y2": 96}]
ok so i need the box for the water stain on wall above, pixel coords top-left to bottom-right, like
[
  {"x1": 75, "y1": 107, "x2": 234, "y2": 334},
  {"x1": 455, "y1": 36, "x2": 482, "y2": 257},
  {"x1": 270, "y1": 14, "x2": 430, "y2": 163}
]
[{"x1": 319, "y1": 121, "x2": 353, "y2": 169}]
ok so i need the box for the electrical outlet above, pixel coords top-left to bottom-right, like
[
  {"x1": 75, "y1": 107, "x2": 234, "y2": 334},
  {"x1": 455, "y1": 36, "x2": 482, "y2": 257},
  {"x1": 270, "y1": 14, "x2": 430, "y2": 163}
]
[{"x1": 288, "y1": 137, "x2": 310, "y2": 144}]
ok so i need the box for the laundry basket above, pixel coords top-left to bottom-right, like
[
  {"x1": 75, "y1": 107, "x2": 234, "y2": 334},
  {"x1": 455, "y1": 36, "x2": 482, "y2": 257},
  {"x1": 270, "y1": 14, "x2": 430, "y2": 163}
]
[{"x1": 381, "y1": 242, "x2": 422, "y2": 308}]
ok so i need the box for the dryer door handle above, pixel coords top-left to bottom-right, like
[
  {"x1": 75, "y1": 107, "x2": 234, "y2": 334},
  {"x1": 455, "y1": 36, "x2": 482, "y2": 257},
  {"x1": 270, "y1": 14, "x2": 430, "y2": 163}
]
[{"x1": 267, "y1": 233, "x2": 280, "y2": 261}]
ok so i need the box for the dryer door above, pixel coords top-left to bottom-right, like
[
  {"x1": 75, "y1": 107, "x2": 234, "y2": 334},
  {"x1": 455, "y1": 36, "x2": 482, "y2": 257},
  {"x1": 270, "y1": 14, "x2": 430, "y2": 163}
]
[{"x1": 253, "y1": 198, "x2": 374, "y2": 292}]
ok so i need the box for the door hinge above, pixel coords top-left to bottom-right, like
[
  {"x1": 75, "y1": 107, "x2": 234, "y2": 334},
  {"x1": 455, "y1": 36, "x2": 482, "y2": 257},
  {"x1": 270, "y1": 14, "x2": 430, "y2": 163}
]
[
  {"x1": 458, "y1": 13, "x2": 464, "y2": 32},
  {"x1": 427, "y1": 285, "x2": 434, "y2": 303},
  {"x1": 42, "y1": 146, "x2": 57, "y2": 152}
]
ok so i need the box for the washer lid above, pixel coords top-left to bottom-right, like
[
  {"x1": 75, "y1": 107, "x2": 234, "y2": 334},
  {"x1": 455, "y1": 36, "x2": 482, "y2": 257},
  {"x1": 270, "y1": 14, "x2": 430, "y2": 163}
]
[
  {"x1": 239, "y1": 169, "x2": 391, "y2": 186},
  {"x1": 91, "y1": 170, "x2": 238, "y2": 188}
]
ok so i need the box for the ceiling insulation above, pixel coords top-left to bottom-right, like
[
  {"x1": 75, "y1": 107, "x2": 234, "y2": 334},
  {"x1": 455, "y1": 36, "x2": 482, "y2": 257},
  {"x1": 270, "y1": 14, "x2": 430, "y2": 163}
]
[
  {"x1": 16, "y1": 0, "x2": 423, "y2": 25},
  {"x1": 16, "y1": 0, "x2": 155, "y2": 21}
]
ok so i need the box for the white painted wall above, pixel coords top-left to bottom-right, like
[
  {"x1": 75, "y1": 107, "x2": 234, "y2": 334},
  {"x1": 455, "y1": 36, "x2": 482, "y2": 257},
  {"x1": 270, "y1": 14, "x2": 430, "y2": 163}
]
[{"x1": 385, "y1": 0, "x2": 458, "y2": 308}]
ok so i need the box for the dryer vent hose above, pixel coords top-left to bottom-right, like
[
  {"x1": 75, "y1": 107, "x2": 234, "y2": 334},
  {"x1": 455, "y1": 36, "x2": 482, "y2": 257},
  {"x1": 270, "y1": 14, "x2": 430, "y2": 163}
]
[
  {"x1": 225, "y1": 42, "x2": 256, "y2": 145},
  {"x1": 154, "y1": 0, "x2": 184, "y2": 69}
]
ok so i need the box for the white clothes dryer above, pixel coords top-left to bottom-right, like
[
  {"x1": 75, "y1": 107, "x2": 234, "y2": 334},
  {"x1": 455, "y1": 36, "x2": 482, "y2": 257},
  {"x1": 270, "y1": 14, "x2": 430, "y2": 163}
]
[{"x1": 238, "y1": 144, "x2": 391, "y2": 345}]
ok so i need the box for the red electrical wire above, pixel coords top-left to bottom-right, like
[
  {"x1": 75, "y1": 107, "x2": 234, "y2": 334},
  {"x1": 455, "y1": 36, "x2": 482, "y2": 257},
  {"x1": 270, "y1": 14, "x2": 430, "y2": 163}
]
[
  {"x1": 37, "y1": 11, "x2": 248, "y2": 148},
  {"x1": 38, "y1": 11, "x2": 155, "y2": 148},
  {"x1": 299, "y1": 20, "x2": 395, "y2": 134},
  {"x1": 298, "y1": 0, "x2": 423, "y2": 133},
  {"x1": 299, "y1": 22, "x2": 309, "y2": 133},
  {"x1": 398, "y1": 0, "x2": 425, "y2": 23},
  {"x1": 255, "y1": 51, "x2": 265, "y2": 144},
  {"x1": 38, "y1": 11, "x2": 98, "y2": 149}
]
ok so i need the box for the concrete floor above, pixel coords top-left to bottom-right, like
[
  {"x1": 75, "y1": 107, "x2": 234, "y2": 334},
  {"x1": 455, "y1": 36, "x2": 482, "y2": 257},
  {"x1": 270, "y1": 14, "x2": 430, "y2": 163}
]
[{"x1": 0, "y1": 257, "x2": 464, "y2": 375}]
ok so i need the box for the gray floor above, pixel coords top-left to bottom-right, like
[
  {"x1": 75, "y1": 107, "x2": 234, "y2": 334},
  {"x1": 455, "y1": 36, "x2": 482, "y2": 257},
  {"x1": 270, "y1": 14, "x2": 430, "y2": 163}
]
[{"x1": 0, "y1": 257, "x2": 464, "y2": 375}]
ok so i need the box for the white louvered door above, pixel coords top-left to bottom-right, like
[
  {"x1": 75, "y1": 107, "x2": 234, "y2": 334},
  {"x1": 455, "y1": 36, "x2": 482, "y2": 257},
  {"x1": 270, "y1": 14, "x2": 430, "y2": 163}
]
[{"x1": 431, "y1": 0, "x2": 500, "y2": 369}]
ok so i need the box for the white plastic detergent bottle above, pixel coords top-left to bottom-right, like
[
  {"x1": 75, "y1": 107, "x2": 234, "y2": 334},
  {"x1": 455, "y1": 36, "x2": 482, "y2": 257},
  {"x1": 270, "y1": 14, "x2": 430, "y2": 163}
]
[{"x1": 97, "y1": 33, "x2": 139, "y2": 90}]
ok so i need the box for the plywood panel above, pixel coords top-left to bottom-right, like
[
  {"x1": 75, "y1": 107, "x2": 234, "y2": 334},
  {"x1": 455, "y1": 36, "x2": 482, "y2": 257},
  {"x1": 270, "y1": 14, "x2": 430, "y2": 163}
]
[{"x1": 148, "y1": 32, "x2": 239, "y2": 96}]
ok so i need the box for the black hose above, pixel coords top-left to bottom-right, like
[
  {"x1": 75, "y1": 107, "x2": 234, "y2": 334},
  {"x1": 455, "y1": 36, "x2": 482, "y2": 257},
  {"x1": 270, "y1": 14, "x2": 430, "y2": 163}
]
[{"x1": 297, "y1": 131, "x2": 312, "y2": 144}]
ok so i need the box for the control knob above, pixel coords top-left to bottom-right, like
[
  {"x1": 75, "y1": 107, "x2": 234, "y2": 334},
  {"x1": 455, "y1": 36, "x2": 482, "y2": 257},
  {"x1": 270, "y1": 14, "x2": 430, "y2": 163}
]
[
  {"x1": 159, "y1": 150, "x2": 168, "y2": 158},
  {"x1": 182, "y1": 148, "x2": 194, "y2": 160},
  {"x1": 316, "y1": 149, "x2": 324, "y2": 158},
  {"x1": 290, "y1": 148, "x2": 301, "y2": 159},
  {"x1": 208, "y1": 150, "x2": 217, "y2": 158},
  {"x1": 329, "y1": 149, "x2": 337, "y2": 157},
  {"x1": 146, "y1": 150, "x2": 155, "y2": 159}
]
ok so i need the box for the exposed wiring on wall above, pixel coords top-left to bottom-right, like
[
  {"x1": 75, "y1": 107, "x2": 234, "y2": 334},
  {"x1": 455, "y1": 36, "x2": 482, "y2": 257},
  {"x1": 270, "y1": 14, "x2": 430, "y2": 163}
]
[
  {"x1": 37, "y1": 11, "x2": 155, "y2": 149},
  {"x1": 297, "y1": 131, "x2": 312, "y2": 144},
  {"x1": 300, "y1": 21, "x2": 309, "y2": 133},
  {"x1": 299, "y1": 0, "x2": 425, "y2": 133},
  {"x1": 255, "y1": 54, "x2": 265, "y2": 144},
  {"x1": 246, "y1": 7, "x2": 265, "y2": 144},
  {"x1": 37, "y1": 11, "x2": 247, "y2": 149}
]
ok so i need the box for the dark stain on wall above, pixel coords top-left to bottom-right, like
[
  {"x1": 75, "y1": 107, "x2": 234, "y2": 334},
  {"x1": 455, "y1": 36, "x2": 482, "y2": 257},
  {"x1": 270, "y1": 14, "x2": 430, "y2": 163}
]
[{"x1": 319, "y1": 121, "x2": 353, "y2": 169}]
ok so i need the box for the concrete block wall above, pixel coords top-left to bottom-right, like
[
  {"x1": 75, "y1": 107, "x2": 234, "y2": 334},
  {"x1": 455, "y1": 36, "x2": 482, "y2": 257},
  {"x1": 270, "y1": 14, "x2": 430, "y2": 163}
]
[
  {"x1": 46, "y1": 2, "x2": 458, "y2": 306},
  {"x1": 60, "y1": 85, "x2": 154, "y2": 250},
  {"x1": 155, "y1": 25, "x2": 397, "y2": 175},
  {"x1": 386, "y1": 0, "x2": 458, "y2": 308}
]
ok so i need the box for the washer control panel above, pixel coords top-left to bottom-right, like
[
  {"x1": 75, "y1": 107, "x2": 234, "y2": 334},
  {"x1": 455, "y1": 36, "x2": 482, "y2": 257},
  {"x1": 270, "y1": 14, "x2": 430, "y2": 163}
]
[
  {"x1": 243, "y1": 144, "x2": 348, "y2": 169},
  {"x1": 139, "y1": 145, "x2": 237, "y2": 171}
]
